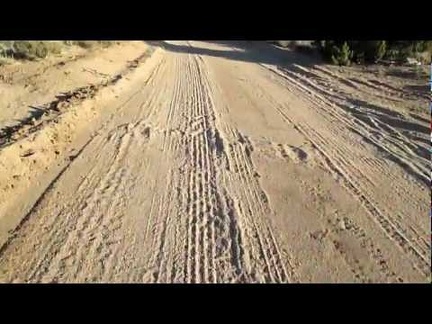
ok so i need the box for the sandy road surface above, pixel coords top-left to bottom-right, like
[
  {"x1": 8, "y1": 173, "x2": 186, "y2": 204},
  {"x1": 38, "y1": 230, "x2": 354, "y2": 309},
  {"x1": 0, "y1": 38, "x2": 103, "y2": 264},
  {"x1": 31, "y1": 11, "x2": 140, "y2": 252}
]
[{"x1": 0, "y1": 41, "x2": 429, "y2": 283}]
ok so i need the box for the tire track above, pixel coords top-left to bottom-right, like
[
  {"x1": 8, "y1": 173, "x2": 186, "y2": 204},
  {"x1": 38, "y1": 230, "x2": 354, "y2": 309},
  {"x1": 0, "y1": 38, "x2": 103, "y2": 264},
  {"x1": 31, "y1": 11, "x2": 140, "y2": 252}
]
[
  {"x1": 271, "y1": 103, "x2": 430, "y2": 276},
  {"x1": 199, "y1": 48, "x2": 428, "y2": 281},
  {"x1": 175, "y1": 53, "x2": 252, "y2": 283},
  {"x1": 144, "y1": 56, "x2": 182, "y2": 283},
  {"x1": 264, "y1": 64, "x2": 429, "y2": 187},
  {"x1": 236, "y1": 63, "x2": 430, "y2": 273},
  {"x1": 2, "y1": 41, "x2": 427, "y2": 283},
  {"x1": 0, "y1": 52, "x2": 168, "y2": 283},
  {"x1": 41, "y1": 126, "x2": 137, "y2": 282},
  {"x1": 196, "y1": 53, "x2": 296, "y2": 282}
]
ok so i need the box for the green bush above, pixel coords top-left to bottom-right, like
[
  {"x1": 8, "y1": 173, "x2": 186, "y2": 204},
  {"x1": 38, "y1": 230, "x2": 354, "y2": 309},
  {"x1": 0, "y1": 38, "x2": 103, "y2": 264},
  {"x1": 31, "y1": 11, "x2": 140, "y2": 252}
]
[
  {"x1": 384, "y1": 48, "x2": 399, "y2": 61},
  {"x1": 330, "y1": 42, "x2": 353, "y2": 66},
  {"x1": 372, "y1": 41, "x2": 386, "y2": 62},
  {"x1": 314, "y1": 40, "x2": 332, "y2": 60},
  {"x1": 317, "y1": 40, "x2": 431, "y2": 66},
  {"x1": 348, "y1": 41, "x2": 386, "y2": 63}
]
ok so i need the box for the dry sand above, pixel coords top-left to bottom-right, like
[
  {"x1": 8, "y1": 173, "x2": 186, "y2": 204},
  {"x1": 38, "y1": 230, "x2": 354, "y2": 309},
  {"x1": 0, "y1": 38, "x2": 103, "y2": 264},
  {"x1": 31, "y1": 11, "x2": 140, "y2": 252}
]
[{"x1": 0, "y1": 41, "x2": 429, "y2": 283}]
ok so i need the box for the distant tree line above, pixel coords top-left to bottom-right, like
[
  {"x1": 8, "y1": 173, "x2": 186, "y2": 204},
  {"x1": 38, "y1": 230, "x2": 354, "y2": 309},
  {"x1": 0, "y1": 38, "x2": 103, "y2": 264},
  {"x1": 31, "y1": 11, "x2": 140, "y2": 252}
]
[{"x1": 314, "y1": 41, "x2": 432, "y2": 66}]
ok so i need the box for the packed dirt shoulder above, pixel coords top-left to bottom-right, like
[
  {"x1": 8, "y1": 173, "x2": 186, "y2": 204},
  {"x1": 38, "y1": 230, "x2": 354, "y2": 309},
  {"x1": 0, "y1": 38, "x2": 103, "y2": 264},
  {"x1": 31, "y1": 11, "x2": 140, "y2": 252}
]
[
  {"x1": 0, "y1": 41, "x2": 160, "y2": 247},
  {"x1": 0, "y1": 42, "x2": 148, "y2": 129}
]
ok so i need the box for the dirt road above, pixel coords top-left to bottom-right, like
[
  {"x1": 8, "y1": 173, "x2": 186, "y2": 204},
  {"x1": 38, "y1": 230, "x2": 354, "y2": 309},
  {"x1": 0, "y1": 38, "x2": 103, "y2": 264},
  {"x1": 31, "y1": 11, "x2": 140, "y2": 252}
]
[{"x1": 0, "y1": 41, "x2": 429, "y2": 283}]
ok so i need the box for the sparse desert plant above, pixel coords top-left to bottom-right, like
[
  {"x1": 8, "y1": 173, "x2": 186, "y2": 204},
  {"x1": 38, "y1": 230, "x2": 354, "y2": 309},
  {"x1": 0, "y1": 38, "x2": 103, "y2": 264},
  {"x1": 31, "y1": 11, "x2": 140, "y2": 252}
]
[
  {"x1": 11, "y1": 41, "x2": 63, "y2": 60},
  {"x1": 13, "y1": 41, "x2": 48, "y2": 59},
  {"x1": 0, "y1": 42, "x2": 15, "y2": 65},
  {"x1": 372, "y1": 41, "x2": 387, "y2": 62},
  {"x1": 349, "y1": 41, "x2": 386, "y2": 63},
  {"x1": 316, "y1": 40, "x2": 331, "y2": 59},
  {"x1": 384, "y1": 48, "x2": 399, "y2": 61},
  {"x1": 331, "y1": 42, "x2": 353, "y2": 66},
  {"x1": 319, "y1": 40, "x2": 431, "y2": 66}
]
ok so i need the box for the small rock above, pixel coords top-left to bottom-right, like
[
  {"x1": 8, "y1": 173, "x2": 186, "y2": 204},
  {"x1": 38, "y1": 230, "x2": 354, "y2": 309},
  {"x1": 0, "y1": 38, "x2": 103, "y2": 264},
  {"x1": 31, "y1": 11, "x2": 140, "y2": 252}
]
[{"x1": 339, "y1": 219, "x2": 346, "y2": 230}]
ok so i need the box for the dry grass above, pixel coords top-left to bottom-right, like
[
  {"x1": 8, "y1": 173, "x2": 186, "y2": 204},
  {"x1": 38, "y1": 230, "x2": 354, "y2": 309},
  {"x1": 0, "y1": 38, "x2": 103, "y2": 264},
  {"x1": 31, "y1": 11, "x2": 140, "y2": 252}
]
[
  {"x1": 0, "y1": 41, "x2": 64, "y2": 61},
  {"x1": 0, "y1": 41, "x2": 119, "y2": 66}
]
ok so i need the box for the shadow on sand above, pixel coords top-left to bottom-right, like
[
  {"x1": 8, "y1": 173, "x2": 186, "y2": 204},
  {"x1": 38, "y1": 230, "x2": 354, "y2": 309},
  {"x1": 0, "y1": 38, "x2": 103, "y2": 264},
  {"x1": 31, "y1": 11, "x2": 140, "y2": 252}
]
[{"x1": 146, "y1": 40, "x2": 321, "y2": 69}]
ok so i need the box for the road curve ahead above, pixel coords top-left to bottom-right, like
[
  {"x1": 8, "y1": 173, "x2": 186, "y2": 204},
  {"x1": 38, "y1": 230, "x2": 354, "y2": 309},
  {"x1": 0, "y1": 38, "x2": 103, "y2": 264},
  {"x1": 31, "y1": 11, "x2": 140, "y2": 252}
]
[{"x1": 0, "y1": 41, "x2": 429, "y2": 283}]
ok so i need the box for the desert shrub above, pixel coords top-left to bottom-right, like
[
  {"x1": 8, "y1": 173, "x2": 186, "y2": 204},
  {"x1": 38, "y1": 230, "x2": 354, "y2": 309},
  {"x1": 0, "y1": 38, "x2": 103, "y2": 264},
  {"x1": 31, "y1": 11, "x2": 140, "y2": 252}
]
[
  {"x1": 360, "y1": 41, "x2": 386, "y2": 63},
  {"x1": 411, "y1": 41, "x2": 432, "y2": 53},
  {"x1": 384, "y1": 48, "x2": 399, "y2": 61},
  {"x1": 13, "y1": 41, "x2": 49, "y2": 59},
  {"x1": 343, "y1": 41, "x2": 386, "y2": 63},
  {"x1": 317, "y1": 40, "x2": 431, "y2": 66},
  {"x1": 316, "y1": 40, "x2": 350, "y2": 65},
  {"x1": 10, "y1": 41, "x2": 63, "y2": 60},
  {"x1": 329, "y1": 42, "x2": 353, "y2": 66},
  {"x1": 385, "y1": 41, "x2": 431, "y2": 62},
  {"x1": 0, "y1": 42, "x2": 8, "y2": 56},
  {"x1": 314, "y1": 40, "x2": 333, "y2": 61},
  {"x1": 0, "y1": 42, "x2": 14, "y2": 65},
  {"x1": 372, "y1": 41, "x2": 387, "y2": 62}
]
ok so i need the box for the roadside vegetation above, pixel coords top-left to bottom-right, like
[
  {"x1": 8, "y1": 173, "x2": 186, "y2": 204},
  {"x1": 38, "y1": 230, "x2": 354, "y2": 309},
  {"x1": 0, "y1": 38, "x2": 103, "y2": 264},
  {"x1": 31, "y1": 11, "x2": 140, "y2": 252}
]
[
  {"x1": 316, "y1": 41, "x2": 432, "y2": 66},
  {"x1": 0, "y1": 41, "x2": 117, "y2": 65},
  {"x1": 274, "y1": 40, "x2": 432, "y2": 67}
]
